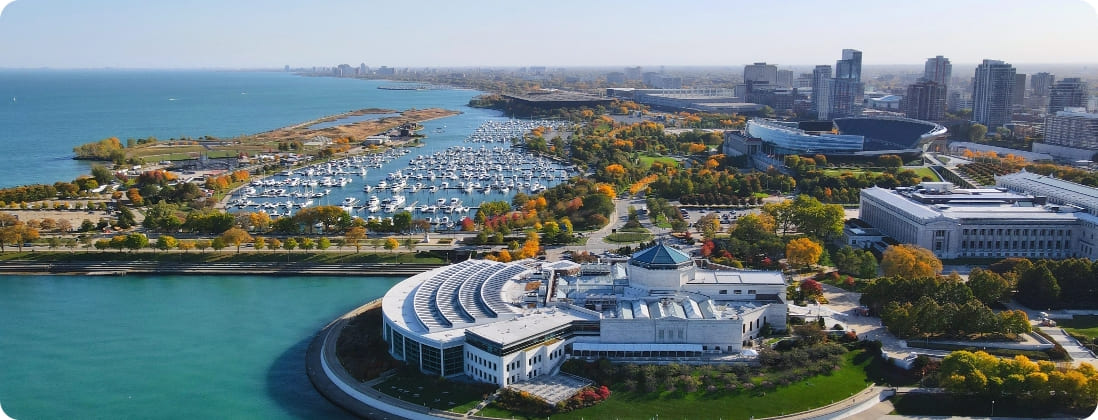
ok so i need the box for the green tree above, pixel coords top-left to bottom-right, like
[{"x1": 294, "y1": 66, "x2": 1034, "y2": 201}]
[
  {"x1": 317, "y1": 237, "x2": 331, "y2": 250},
  {"x1": 123, "y1": 232, "x2": 148, "y2": 252},
  {"x1": 210, "y1": 237, "x2": 227, "y2": 252},
  {"x1": 968, "y1": 268, "x2": 1012, "y2": 305},
  {"x1": 283, "y1": 237, "x2": 297, "y2": 252},
  {"x1": 1016, "y1": 265, "x2": 1060, "y2": 309},
  {"x1": 969, "y1": 123, "x2": 988, "y2": 141}
]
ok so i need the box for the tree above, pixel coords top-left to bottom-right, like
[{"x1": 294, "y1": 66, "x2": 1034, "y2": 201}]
[
  {"x1": 317, "y1": 237, "x2": 331, "y2": 250},
  {"x1": 267, "y1": 238, "x2": 282, "y2": 252},
  {"x1": 785, "y1": 238, "x2": 822, "y2": 268},
  {"x1": 881, "y1": 244, "x2": 942, "y2": 279},
  {"x1": 800, "y1": 278, "x2": 824, "y2": 301},
  {"x1": 195, "y1": 239, "x2": 211, "y2": 252},
  {"x1": 220, "y1": 227, "x2": 253, "y2": 254},
  {"x1": 968, "y1": 268, "x2": 1012, "y2": 305},
  {"x1": 393, "y1": 211, "x2": 412, "y2": 234},
  {"x1": 116, "y1": 206, "x2": 136, "y2": 229},
  {"x1": 156, "y1": 235, "x2": 177, "y2": 251},
  {"x1": 284, "y1": 238, "x2": 298, "y2": 252},
  {"x1": 969, "y1": 123, "x2": 988, "y2": 141},
  {"x1": 177, "y1": 240, "x2": 195, "y2": 253},
  {"x1": 345, "y1": 226, "x2": 367, "y2": 253},
  {"x1": 123, "y1": 232, "x2": 148, "y2": 252},
  {"x1": 384, "y1": 237, "x2": 399, "y2": 253},
  {"x1": 402, "y1": 237, "x2": 417, "y2": 251},
  {"x1": 91, "y1": 164, "x2": 115, "y2": 185},
  {"x1": 210, "y1": 237, "x2": 227, "y2": 252},
  {"x1": 1016, "y1": 265, "x2": 1061, "y2": 309}
]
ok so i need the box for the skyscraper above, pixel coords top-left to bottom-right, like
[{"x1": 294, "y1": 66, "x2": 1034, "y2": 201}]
[
  {"x1": 812, "y1": 65, "x2": 832, "y2": 120},
  {"x1": 972, "y1": 59, "x2": 1016, "y2": 129},
  {"x1": 1048, "y1": 78, "x2": 1089, "y2": 114},
  {"x1": 1031, "y1": 72, "x2": 1055, "y2": 97},
  {"x1": 923, "y1": 55, "x2": 952, "y2": 90},
  {"x1": 904, "y1": 80, "x2": 947, "y2": 121},
  {"x1": 744, "y1": 62, "x2": 778, "y2": 84},
  {"x1": 829, "y1": 49, "x2": 864, "y2": 118},
  {"x1": 1013, "y1": 73, "x2": 1027, "y2": 105}
]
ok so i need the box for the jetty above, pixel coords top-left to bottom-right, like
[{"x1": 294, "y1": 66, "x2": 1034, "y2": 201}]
[{"x1": 0, "y1": 261, "x2": 442, "y2": 277}]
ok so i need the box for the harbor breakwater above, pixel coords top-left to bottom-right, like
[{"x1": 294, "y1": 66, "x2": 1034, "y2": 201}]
[{"x1": 0, "y1": 260, "x2": 442, "y2": 276}]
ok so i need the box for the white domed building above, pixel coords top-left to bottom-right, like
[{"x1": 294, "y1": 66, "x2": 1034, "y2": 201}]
[{"x1": 380, "y1": 243, "x2": 787, "y2": 387}]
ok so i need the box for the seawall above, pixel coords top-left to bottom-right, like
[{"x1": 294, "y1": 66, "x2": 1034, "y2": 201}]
[{"x1": 0, "y1": 261, "x2": 442, "y2": 276}]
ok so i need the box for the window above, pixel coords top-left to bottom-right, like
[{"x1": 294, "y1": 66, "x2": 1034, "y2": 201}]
[
  {"x1": 748, "y1": 289, "x2": 757, "y2": 294},
  {"x1": 719, "y1": 290, "x2": 727, "y2": 295},
  {"x1": 963, "y1": 229, "x2": 969, "y2": 235},
  {"x1": 734, "y1": 290, "x2": 743, "y2": 294}
]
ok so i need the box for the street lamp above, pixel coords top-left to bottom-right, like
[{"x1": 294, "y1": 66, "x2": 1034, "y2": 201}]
[{"x1": 991, "y1": 400, "x2": 995, "y2": 417}]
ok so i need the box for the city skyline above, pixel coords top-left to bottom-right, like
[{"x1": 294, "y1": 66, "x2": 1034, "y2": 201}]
[{"x1": 0, "y1": 0, "x2": 1096, "y2": 69}]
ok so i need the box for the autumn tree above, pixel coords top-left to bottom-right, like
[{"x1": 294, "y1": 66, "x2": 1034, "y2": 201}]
[
  {"x1": 220, "y1": 227, "x2": 253, "y2": 254},
  {"x1": 786, "y1": 238, "x2": 823, "y2": 268},
  {"x1": 881, "y1": 244, "x2": 942, "y2": 279},
  {"x1": 345, "y1": 226, "x2": 367, "y2": 253},
  {"x1": 156, "y1": 235, "x2": 177, "y2": 251},
  {"x1": 384, "y1": 237, "x2": 399, "y2": 253}
]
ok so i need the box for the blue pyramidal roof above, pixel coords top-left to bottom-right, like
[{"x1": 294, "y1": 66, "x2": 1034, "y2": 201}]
[{"x1": 630, "y1": 242, "x2": 692, "y2": 266}]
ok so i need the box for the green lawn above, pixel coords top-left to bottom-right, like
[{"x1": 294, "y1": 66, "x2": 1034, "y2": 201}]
[
  {"x1": 909, "y1": 167, "x2": 941, "y2": 181},
  {"x1": 373, "y1": 374, "x2": 495, "y2": 413},
  {"x1": 605, "y1": 232, "x2": 654, "y2": 243},
  {"x1": 637, "y1": 154, "x2": 679, "y2": 168},
  {"x1": 484, "y1": 351, "x2": 875, "y2": 420},
  {"x1": 1058, "y1": 315, "x2": 1098, "y2": 339}
]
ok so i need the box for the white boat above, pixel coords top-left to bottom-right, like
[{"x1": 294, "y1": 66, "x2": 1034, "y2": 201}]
[{"x1": 341, "y1": 197, "x2": 358, "y2": 207}]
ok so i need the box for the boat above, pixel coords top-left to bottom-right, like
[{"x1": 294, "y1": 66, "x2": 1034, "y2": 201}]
[{"x1": 341, "y1": 197, "x2": 358, "y2": 207}]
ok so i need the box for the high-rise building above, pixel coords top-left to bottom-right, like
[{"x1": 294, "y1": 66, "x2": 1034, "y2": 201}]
[
  {"x1": 744, "y1": 62, "x2": 778, "y2": 84},
  {"x1": 1049, "y1": 78, "x2": 1089, "y2": 114},
  {"x1": 1031, "y1": 72, "x2": 1056, "y2": 97},
  {"x1": 923, "y1": 55, "x2": 952, "y2": 90},
  {"x1": 835, "y1": 49, "x2": 862, "y2": 81},
  {"x1": 1042, "y1": 108, "x2": 1098, "y2": 151},
  {"x1": 624, "y1": 66, "x2": 642, "y2": 81},
  {"x1": 776, "y1": 70, "x2": 794, "y2": 88},
  {"x1": 828, "y1": 49, "x2": 864, "y2": 118},
  {"x1": 1013, "y1": 73, "x2": 1027, "y2": 105},
  {"x1": 812, "y1": 65, "x2": 832, "y2": 120},
  {"x1": 904, "y1": 80, "x2": 947, "y2": 121},
  {"x1": 794, "y1": 73, "x2": 813, "y2": 89},
  {"x1": 606, "y1": 72, "x2": 625, "y2": 85},
  {"x1": 972, "y1": 59, "x2": 1016, "y2": 129}
]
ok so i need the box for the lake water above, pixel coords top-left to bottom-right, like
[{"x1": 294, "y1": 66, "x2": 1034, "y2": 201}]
[
  {"x1": 0, "y1": 70, "x2": 489, "y2": 187},
  {"x1": 0, "y1": 274, "x2": 403, "y2": 419},
  {"x1": 0, "y1": 70, "x2": 518, "y2": 418}
]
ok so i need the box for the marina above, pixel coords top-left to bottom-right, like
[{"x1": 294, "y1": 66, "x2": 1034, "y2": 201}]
[{"x1": 227, "y1": 119, "x2": 576, "y2": 230}]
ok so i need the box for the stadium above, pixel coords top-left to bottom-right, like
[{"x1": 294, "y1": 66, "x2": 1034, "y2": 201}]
[
  {"x1": 742, "y1": 117, "x2": 946, "y2": 156},
  {"x1": 380, "y1": 243, "x2": 787, "y2": 387}
]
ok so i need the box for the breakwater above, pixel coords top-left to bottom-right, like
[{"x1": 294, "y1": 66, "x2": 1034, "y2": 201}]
[{"x1": 0, "y1": 260, "x2": 442, "y2": 276}]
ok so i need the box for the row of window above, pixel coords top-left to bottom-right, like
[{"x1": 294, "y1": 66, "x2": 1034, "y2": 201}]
[
  {"x1": 717, "y1": 289, "x2": 757, "y2": 295},
  {"x1": 962, "y1": 228, "x2": 1070, "y2": 237},
  {"x1": 467, "y1": 351, "x2": 496, "y2": 371},
  {"x1": 961, "y1": 239, "x2": 1070, "y2": 250}
]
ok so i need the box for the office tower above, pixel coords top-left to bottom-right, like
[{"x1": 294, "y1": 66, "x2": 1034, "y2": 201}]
[
  {"x1": 606, "y1": 72, "x2": 625, "y2": 85},
  {"x1": 1013, "y1": 74, "x2": 1027, "y2": 105},
  {"x1": 923, "y1": 55, "x2": 952, "y2": 90},
  {"x1": 829, "y1": 49, "x2": 864, "y2": 118},
  {"x1": 904, "y1": 80, "x2": 947, "y2": 121},
  {"x1": 624, "y1": 66, "x2": 642, "y2": 81},
  {"x1": 776, "y1": 70, "x2": 794, "y2": 88},
  {"x1": 812, "y1": 65, "x2": 832, "y2": 120},
  {"x1": 835, "y1": 49, "x2": 862, "y2": 81},
  {"x1": 1043, "y1": 108, "x2": 1098, "y2": 150},
  {"x1": 794, "y1": 73, "x2": 813, "y2": 89},
  {"x1": 972, "y1": 59, "x2": 1016, "y2": 128},
  {"x1": 744, "y1": 62, "x2": 778, "y2": 84},
  {"x1": 1049, "y1": 78, "x2": 1089, "y2": 114},
  {"x1": 1031, "y1": 72, "x2": 1055, "y2": 97}
]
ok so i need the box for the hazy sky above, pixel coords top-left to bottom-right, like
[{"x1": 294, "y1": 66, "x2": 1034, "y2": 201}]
[{"x1": 0, "y1": 0, "x2": 1096, "y2": 69}]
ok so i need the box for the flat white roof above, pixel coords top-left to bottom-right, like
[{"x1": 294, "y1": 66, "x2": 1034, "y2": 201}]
[
  {"x1": 573, "y1": 343, "x2": 704, "y2": 352},
  {"x1": 466, "y1": 306, "x2": 599, "y2": 346},
  {"x1": 688, "y1": 270, "x2": 785, "y2": 285}
]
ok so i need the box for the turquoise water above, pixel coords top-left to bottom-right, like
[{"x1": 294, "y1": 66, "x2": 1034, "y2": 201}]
[
  {"x1": 0, "y1": 70, "x2": 485, "y2": 187},
  {"x1": 0, "y1": 275, "x2": 402, "y2": 419}
]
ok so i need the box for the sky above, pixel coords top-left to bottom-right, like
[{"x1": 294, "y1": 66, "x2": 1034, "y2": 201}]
[{"x1": 0, "y1": 0, "x2": 1096, "y2": 69}]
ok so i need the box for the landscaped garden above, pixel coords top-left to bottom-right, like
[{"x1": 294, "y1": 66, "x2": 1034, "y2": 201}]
[{"x1": 372, "y1": 370, "x2": 496, "y2": 413}]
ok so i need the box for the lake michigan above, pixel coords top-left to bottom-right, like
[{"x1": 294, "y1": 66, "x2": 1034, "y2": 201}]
[{"x1": 0, "y1": 70, "x2": 495, "y2": 419}]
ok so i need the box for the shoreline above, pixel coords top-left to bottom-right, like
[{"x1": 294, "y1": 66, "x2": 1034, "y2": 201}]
[{"x1": 0, "y1": 261, "x2": 442, "y2": 276}]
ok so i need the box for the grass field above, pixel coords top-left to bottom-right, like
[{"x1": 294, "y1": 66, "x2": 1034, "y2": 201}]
[
  {"x1": 605, "y1": 232, "x2": 654, "y2": 243},
  {"x1": 486, "y1": 350, "x2": 876, "y2": 420},
  {"x1": 1058, "y1": 315, "x2": 1098, "y2": 339},
  {"x1": 637, "y1": 154, "x2": 679, "y2": 168},
  {"x1": 820, "y1": 167, "x2": 941, "y2": 182}
]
